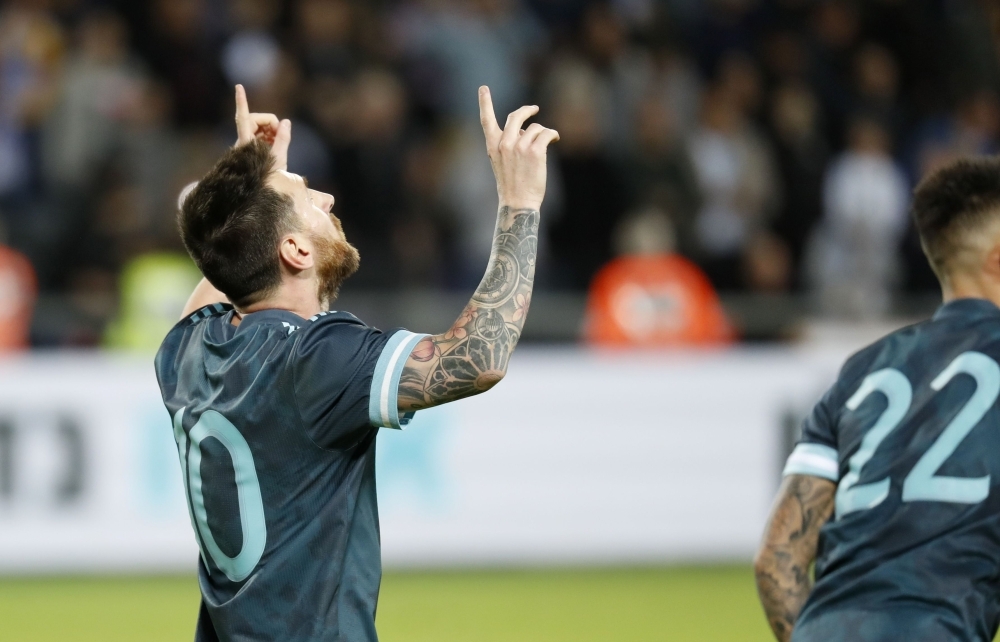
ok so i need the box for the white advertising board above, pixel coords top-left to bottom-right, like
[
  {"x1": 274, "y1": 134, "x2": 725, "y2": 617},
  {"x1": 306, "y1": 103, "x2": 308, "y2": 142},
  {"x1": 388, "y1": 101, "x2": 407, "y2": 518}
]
[{"x1": 0, "y1": 348, "x2": 851, "y2": 573}]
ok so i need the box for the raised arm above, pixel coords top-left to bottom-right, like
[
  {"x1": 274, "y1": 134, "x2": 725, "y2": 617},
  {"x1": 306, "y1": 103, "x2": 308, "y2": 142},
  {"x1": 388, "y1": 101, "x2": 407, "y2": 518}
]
[
  {"x1": 397, "y1": 87, "x2": 559, "y2": 411},
  {"x1": 179, "y1": 85, "x2": 291, "y2": 319},
  {"x1": 754, "y1": 474, "x2": 836, "y2": 642}
]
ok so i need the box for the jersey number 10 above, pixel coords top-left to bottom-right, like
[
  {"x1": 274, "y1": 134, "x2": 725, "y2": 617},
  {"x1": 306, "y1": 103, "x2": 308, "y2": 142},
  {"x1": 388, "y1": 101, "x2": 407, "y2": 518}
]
[
  {"x1": 836, "y1": 351, "x2": 1000, "y2": 519},
  {"x1": 172, "y1": 407, "x2": 267, "y2": 582}
]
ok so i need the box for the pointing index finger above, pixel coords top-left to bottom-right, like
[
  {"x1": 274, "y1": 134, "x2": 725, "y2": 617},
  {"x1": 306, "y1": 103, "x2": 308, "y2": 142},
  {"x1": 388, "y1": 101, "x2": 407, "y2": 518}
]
[
  {"x1": 235, "y1": 84, "x2": 253, "y2": 144},
  {"x1": 479, "y1": 86, "x2": 501, "y2": 147}
]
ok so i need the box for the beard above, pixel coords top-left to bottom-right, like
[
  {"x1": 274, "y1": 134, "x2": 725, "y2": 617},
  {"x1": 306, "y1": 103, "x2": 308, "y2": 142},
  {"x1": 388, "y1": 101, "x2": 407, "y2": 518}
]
[{"x1": 312, "y1": 224, "x2": 360, "y2": 309}]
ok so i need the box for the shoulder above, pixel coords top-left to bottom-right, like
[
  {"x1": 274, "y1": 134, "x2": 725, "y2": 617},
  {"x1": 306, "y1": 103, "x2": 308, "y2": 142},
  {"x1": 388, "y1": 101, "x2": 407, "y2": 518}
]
[
  {"x1": 157, "y1": 303, "x2": 235, "y2": 357},
  {"x1": 293, "y1": 310, "x2": 373, "y2": 350},
  {"x1": 154, "y1": 303, "x2": 235, "y2": 385},
  {"x1": 833, "y1": 321, "x2": 927, "y2": 397}
]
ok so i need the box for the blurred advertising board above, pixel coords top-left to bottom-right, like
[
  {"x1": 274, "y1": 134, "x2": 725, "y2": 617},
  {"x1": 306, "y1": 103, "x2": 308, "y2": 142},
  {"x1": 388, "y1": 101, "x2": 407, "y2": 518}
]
[{"x1": 0, "y1": 348, "x2": 849, "y2": 574}]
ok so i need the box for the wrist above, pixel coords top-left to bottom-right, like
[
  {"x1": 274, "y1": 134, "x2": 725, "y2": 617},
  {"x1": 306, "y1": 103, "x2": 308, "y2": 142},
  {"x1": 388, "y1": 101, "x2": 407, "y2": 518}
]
[{"x1": 499, "y1": 201, "x2": 541, "y2": 212}]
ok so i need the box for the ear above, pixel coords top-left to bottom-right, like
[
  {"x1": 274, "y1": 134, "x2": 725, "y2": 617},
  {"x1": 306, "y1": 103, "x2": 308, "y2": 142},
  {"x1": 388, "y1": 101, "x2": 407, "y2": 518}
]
[
  {"x1": 985, "y1": 242, "x2": 1000, "y2": 280},
  {"x1": 278, "y1": 232, "x2": 315, "y2": 273}
]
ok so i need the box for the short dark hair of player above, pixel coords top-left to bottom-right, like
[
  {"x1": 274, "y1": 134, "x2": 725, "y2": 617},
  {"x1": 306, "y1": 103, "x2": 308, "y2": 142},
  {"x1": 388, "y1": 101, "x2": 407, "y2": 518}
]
[
  {"x1": 912, "y1": 156, "x2": 1000, "y2": 280},
  {"x1": 179, "y1": 139, "x2": 299, "y2": 308}
]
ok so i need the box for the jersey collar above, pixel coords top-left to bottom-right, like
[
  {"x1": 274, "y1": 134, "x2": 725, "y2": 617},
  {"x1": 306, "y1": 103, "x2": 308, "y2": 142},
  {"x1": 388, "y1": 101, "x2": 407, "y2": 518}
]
[
  {"x1": 933, "y1": 297, "x2": 1000, "y2": 322},
  {"x1": 235, "y1": 308, "x2": 308, "y2": 332}
]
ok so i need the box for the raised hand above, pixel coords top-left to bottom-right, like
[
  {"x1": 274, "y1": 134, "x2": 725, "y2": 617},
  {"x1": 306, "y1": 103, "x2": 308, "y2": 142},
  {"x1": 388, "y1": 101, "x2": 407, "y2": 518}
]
[
  {"x1": 479, "y1": 86, "x2": 559, "y2": 212},
  {"x1": 395, "y1": 87, "x2": 559, "y2": 414},
  {"x1": 234, "y1": 84, "x2": 292, "y2": 171}
]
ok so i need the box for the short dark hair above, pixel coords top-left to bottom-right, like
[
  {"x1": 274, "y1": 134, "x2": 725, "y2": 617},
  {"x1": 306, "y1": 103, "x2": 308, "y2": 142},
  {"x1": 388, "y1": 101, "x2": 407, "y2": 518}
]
[
  {"x1": 179, "y1": 140, "x2": 298, "y2": 307},
  {"x1": 911, "y1": 156, "x2": 1000, "y2": 278}
]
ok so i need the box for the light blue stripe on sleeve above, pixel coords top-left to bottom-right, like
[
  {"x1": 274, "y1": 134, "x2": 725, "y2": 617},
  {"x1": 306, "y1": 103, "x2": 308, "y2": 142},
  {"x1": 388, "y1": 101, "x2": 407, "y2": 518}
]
[
  {"x1": 783, "y1": 443, "x2": 840, "y2": 481},
  {"x1": 369, "y1": 331, "x2": 428, "y2": 430}
]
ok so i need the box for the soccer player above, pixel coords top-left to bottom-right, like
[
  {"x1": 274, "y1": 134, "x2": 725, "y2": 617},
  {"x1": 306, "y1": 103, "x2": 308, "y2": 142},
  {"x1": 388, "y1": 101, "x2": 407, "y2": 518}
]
[
  {"x1": 755, "y1": 157, "x2": 1000, "y2": 642},
  {"x1": 154, "y1": 85, "x2": 558, "y2": 641}
]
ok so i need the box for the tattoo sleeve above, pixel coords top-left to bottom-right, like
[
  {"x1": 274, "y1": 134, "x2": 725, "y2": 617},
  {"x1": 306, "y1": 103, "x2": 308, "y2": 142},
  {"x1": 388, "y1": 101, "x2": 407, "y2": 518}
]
[
  {"x1": 754, "y1": 474, "x2": 836, "y2": 642},
  {"x1": 397, "y1": 206, "x2": 539, "y2": 411}
]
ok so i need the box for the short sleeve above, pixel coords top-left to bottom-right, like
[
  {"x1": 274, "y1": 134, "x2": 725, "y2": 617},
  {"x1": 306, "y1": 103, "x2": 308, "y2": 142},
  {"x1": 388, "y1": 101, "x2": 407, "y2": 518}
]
[
  {"x1": 783, "y1": 387, "x2": 841, "y2": 482},
  {"x1": 291, "y1": 312, "x2": 426, "y2": 449},
  {"x1": 367, "y1": 329, "x2": 428, "y2": 430}
]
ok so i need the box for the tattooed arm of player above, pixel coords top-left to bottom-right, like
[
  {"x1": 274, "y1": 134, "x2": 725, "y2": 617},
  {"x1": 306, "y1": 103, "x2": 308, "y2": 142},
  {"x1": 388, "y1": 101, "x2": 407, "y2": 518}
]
[
  {"x1": 754, "y1": 474, "x2": 836, "y2": 642},
  {"x1": 397, "y1": 87, "x2": 559, "y2": 411}
]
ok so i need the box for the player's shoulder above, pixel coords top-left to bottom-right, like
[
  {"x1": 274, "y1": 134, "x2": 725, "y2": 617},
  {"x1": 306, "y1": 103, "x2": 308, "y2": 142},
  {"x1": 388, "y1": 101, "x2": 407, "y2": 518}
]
[
  {"x1": 158, "y1": 303, "x2": 234, "y2": 352},
  {"x1": 831, "y1": 319, "x2": 928, "y2": 397},
  {"x1": 154, "y1": 303, "x2": 236, "y2": 384},
  {"x1": 294, "y1": 310, "x2": 370, "y2": 343},
  {"x1": 289, "y1": 310, "x2": 392, "y2": 361}
]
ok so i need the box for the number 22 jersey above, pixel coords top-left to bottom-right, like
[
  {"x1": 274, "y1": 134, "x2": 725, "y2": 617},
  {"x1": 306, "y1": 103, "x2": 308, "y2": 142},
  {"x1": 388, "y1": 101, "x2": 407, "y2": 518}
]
[
  {"x1": 785, "y1": 298, "x2": 1000, "y2": 642},
  {"x1": 154, "y1": 304, "x2": 425, "y2": 642}
]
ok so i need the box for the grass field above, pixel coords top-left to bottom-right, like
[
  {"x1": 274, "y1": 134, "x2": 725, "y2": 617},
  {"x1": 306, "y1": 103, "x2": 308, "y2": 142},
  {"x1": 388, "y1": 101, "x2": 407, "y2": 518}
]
[{"x1": 0, "y1": 566, "x2": 775, "y2": 642}]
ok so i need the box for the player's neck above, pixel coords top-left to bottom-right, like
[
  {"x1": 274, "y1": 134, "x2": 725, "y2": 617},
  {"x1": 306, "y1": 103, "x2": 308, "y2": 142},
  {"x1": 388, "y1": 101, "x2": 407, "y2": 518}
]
[
  {"x1": 239, "y1": 280, "x2": 324, "y2": 320},
  {"x1": 940, "y1": 273, "x2": 1000, "y2": 310}
]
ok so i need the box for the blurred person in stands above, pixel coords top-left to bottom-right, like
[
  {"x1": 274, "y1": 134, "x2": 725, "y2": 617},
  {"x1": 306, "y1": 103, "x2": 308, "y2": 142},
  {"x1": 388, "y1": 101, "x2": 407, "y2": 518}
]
[
  {"x1": 32, "y1": 10, "x2": 148, "y2": 289},
  {"x1": 688, "y1": 63, "x2": 781, "y2": 291},
  {"x1": 390, "y1": 137, "x2": 453, "y2": 288},
  {"x1": 42, "y1": 10, "x2": 147, "y2": 191},
  {"x1": 914, "y1": 90, "x2": 1000, "y2": 180},
  {"x1": 395, "y1": 0, "x2": 545, "y2": 284},
  {"x1": 808, "y1": 0, "x2": 860, "y2": 144},
  {"x1": 624, "y1": 93, "x2": 701, "y2": 259},
  {"x1": 0, "y1": 3, "x2": 63, "y2": 253},
  {"x1": 105, "y1": 253, "x2": 202, "y2": 353},
  {"x1": 586, "y1": 205, "x2": 732, "y2": 347},
  {"x1": 852, "y1": 43, "x2": 904, "y2": 142},
  {"x1": 575, "y1": 1, "x2": 653, "y2": 153},
  {"x1": 391, "y1": 0, "x2": 545, "y2": 125},
  {"x1": 144, "y1": 0, "x2": 226, "y2": 127},
  {"x1": 157, "y1": 84, "x2": 558, "y2": 641},
  {"x1": 769, "y1": 83, "x2": 829, "y2": 289},
  {"x1": 330, "y1": 68, "x2": 412, "y2": 287},
  {"x1": 221, "y1": 0, "x2": 283, "y2": 100},
  {"x1": 808, "y1": 116, "x2": 909, "y2": 319},
  {"x1": 295, "y1": 0, "x2": 355, "y2": 78},
  {"x1": 0, "y1": 245, "x2": 36, "y2": 351},
  {"x1": 0, "y1": 2, "x2": 63, "y2": 197},
  {"x1": 544, "y1": 60, "x2": 628, "y2": 289}
]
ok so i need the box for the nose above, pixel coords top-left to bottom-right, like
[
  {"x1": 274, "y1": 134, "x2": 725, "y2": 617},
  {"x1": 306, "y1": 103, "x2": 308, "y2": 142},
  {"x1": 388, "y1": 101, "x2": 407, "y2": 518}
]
[{"x1": 314, "y1": 190, "x2": 335, "y2": 214}]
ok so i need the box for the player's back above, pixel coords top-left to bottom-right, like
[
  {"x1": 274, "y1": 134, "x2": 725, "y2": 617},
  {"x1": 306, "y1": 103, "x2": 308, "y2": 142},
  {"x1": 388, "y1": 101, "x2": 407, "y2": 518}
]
[
  {"x1": 786, "y1": 298, "x2": 1000, "y2": 642},
  {"x1": 155, "y1": 304, "x2": 423, "y2": 642}
]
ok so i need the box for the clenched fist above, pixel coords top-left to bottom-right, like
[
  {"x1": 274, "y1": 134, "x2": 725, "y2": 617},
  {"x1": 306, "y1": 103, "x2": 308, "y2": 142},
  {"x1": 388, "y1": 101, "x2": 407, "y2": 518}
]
[{"x1": 479, "y1": 86, "x2": 559, "y2": 212}]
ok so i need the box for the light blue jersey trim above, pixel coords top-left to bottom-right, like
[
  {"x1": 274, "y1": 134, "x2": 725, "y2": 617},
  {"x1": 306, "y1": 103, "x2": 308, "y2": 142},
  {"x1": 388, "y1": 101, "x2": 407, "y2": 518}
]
[
  {"x1": 783, "y1": 443, "x2": 840, "y2": 481},
  {"x1": 369, "y1": 331, "x2": 428, "y2": 430}
]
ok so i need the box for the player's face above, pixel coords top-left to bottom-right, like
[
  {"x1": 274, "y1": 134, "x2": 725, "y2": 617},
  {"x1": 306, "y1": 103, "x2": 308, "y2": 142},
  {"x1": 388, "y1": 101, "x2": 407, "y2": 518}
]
[{"x1": 269, "y1": 170, "x2": 360, "y2": 306}]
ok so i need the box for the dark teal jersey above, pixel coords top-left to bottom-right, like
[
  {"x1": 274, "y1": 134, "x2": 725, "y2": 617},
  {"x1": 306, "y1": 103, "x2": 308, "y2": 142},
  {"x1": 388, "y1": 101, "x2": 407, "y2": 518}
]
[
  {"x1": 154, "y1": 304, "x2": 425, "y2": 642},
  {"x1": 785, "y1": 298, "x2": 1000, "y2": 642}
]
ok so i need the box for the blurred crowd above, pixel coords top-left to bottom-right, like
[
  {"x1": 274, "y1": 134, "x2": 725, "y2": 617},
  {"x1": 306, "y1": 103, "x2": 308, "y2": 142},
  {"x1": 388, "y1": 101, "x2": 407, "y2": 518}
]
[{"x1": 2, "y1": 0, "x2": 1000, "y2": 345}]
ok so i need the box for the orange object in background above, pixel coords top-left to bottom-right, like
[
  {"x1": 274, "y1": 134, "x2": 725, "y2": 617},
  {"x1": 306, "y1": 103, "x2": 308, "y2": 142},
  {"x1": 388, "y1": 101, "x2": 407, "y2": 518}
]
[
  {"x1": 585, "y1": 255, "x2": 734, "y2": 347},
  {"x1": 0, "y1": 246, "x2": 37, "y2": 351}
]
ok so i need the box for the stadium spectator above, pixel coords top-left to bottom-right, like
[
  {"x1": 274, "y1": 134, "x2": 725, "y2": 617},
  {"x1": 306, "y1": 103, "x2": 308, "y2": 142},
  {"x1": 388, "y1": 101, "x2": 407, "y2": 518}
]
[
  {"x1": 586, "y1": 201, "x2": 732, "y2": 346},
  {"x1": 768, "y1": 83, "x2": 828, "y2": 289},
  {"x1": 6, "y1": 0, "x2": 1000, "y2": 344},
  {"x1": 808, "y1": 116, "x2": 910, "y2": 319},
  {"x1": 544, "y1": 59, "x2": 628, "y2": 289},
  {"x1": 688, "y1": 80, "x2": 780, "y2": 290}
]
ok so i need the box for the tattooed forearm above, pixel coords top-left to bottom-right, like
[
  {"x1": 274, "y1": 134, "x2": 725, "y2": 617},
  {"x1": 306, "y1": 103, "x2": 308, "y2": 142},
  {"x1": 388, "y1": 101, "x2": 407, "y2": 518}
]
[
  {"x1": 754, "y1": 475, "x2": 836, "y2": 642},
  {"x1": 398, "y1": 206, "x2": 539, "y2": 411}
]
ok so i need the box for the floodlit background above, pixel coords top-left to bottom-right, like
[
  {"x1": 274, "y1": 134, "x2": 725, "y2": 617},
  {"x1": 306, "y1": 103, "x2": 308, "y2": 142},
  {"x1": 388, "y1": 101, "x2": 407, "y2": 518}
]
[{"x1": 1, "y1": 0, "x2": 999, "y2": 640}]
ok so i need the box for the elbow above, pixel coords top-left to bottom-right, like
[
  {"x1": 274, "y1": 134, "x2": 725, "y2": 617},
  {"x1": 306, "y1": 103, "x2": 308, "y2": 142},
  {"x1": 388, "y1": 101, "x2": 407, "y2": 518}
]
[{"x1": 477, "y1": 367, "x2": 507, "y2": 392}]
